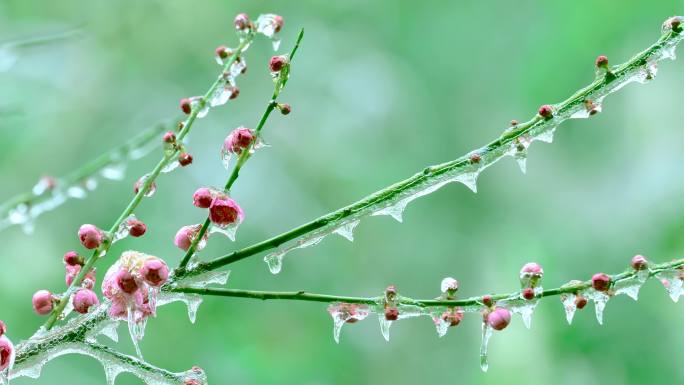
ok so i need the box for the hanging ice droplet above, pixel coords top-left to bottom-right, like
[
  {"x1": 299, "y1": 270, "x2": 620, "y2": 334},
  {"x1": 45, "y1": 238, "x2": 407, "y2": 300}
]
[
  {"x1": 656, "y1": 268, "x2": 683, "y2": 302},
  {"x1": 264, "y1": 252, "x2": 284, "y2": 274},
  {"x1": 660, "y1": 43, "x2": 677, "y2": 60},
  {"x1": 208, "y1": 222, "x2": 240, "y2": 242},
  {"x1": 585, "y1": 290, "x2": 610, "y2": 325},
  {"x1": 327, "y1": 303, "x2": 370, "y2": 343},
  {"x1": 190, "y1": 98, "x2": 209, "y2": 118},
  {"x1": 635, "y1": 62, "x2": 658, "y2": 84},
  {"x1": 209, "y1": 83, "x2": 236, "y2": 107},
  {"x1": 67, "y1": 185, "x2": 87, "y2": 199},
  {"x1": 156, "y1": 292, "x2": 203, "y2": 323},
  {"x1": 372, "y1": 199, "x2": 408, "y2": 223},
  {"x1": 514, "y1": 148, "x2": 527, "y2": 174},
  {"x1": 532, "y1": 125, "x2": 556, "y2": 144},
  {"x1": 112, "y1": 214, "x2": 137, "y2": 243},
  {"x1": 613, "y1": 270, "x2": 649, "y2": 301},
  {"x1": 431, "y1": 310, "x2": 451, "y2": 338},
  {"x1": 509, "y1": 299, "x2": 538, "y2": 329},
  {"x1": 134, "y1": 174, "x2": 156, "y2": 197},
  {"x1": 103, "y1": 363, "x2": 124, "y2": 385},
  {"x1": 161, "y1": 159, "x2": 180, "y2": 173},
  {"x1": 454, "y1": 171, "x2": 478, "y2": 193},
  {"x1": 378, "y1": 315, "x2": 393, "y2": 342},
  {"x1": 126, "y1": 303, "x2": 146, "y2": 358},
  {"x1": 220, "y1": 146, "x2": 233, "y2": 170},
  {"x1": 480, "y1": 321, "x2": 493, "y2": 372},
  {"x1": 229, "y1": 57, "x2": 247, "y2": 78},
  {"x1": 333, "y1": 220, "x2": 360, "y2": 242},
  {"x1": 100, "y1": 163, "x2": 126, "y2": 180},
  {"x1": 560, "y1": 294, "x2": 578, "y2": 325},
  {"x1": 255, "y1": 14, "x2": 283, "y2": 51},
  {"x1": 174, "y1": 270, "x2": 230, "y2": 289}
]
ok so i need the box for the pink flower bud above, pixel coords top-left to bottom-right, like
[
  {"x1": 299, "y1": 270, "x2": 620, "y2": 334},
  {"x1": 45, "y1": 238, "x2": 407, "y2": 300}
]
[
  {"x1": 174, "y1": 225, "x2": 206, "y2": 251},
  {"x1": 63, "y1": 250, "x2": 83, "y2": 266},
  {"x1": 228, "y1": 86, "x2": 240, "y2": 99},
  {"x1": 575, "y1": 295, "x2": 588, "y2": 309},
  {"x1": 595, "y1": 55, "x2": 609, "y2": 69},
  {"x1": 115, "y1": 269, "x2": 138, "y2": 294},
  {"x1": 522, "y1": 287, "x2": 535, "y2": 300},
  {"x1": 482, "y1": 295, "x2": 493, "y2": 307},
  {"x1": 269, "y1": 55, "x2": 288, "y2": 72},
  {"x1": 441, "y1": 309, "x2": 463, "y2": 327},
  {"x1": 631, "y1": 255, "x2": 648, "y2": 270},
  {"x1": 209, "y1": 195, "x2": 244, "y2": 226},
  {"x1": 66, "y1": 264, "x2": 97, "y2": 289},
  {"x1": 78, "y1": 224, "x2": 103, "y2": 249},
  {"x1": 664, "y1": 16, "x2": 682, "y2": 32},
  {"x1": 179, "y1": 152, "x2": 193, "y2": 167},
  {"x1": 0, "y1": 335, "x2": 13, "y2": 371},
  {"x1": 180, "y1": 98, "x2": 192, "y2": 114},
  {"x1": 486, "y1": 307, "x2": 511, "y2": 331},
  {"x1": 133, "y1": 177, "x2": 157, "y2": 196},
  {"x1": 72, "y1": 288, "x2": 99, "y2": 314},
  {"x1": 193, "y1": 187, "x2": 213, "y2": 208},
  {"x1": 32, "y1": 290, "x2": 54, "y2": 315},
  {"x1": 224, "y1": 127, "x2": 255, "y2": 154},
  {"x1": 538, "y1": 104, "x2": 553, "y2": 119},
  {"x1": 520, "y1": 262, "x2": 543, "y2": 276},
  {"x1": 384, "y1": 306, "x2": 399, "y2": 321},
  {"x1": 591, "y1": 273, "x2": 611, "y2": 292},
  {"x1": 234, "y1": 13, "x2": 251, "y2": 30},
  {"x1": 469, "y1": 153, "x2": 481, "y2": 164},
  {"x1": 510, "y1": 119, "x2": 519, "y2": 127},
  {"x1": 385, "y1": 285, "x2": 397, "y2": 302},
  {"x1": 128, "y1": 219, "x2": 147, "y2": 237},
  {"x1": 163, "y1": 131, "x2": 176, "y2": 143},
  {"x1": 0, "y1": 320, "x2": 6, "y2": 337},
  {"x1": 279, "y1": 103, "x2": 291, "y2": 115},
  {"x1": 215, "y1": 45, "x2": 230, "y2": 60},
  {"x1": 140, "y1": 258, "x2": 169, "y2": 287}
]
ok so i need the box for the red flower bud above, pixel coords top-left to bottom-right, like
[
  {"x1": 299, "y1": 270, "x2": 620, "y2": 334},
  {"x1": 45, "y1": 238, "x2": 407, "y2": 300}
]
[{"x1": 591, "y1": 273, "x2": 611, "y2": 292}]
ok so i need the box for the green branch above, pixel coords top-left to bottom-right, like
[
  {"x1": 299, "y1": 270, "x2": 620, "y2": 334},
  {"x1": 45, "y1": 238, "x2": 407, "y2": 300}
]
[
  {"x1": 191, "y1": 24, "x2": 683, "y2": 275},
  {"x1": 177, "y1": 28, "x2": 305, "y2": 269}
]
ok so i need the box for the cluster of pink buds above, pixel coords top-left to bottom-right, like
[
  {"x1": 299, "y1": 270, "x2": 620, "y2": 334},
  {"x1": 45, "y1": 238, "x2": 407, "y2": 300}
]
[
  {"x1": 479, "y1": 294, "x2": 511, "y2": 331},
  {"x1": 64, "y1": 251, "x2": 97, "y2": 289},
  {"x1": 102, "y1": 251, "x2": 169, "y2": 322},
  {"x1": 436, "y1": 277, "x2": 463, "y2": 328},
  {"x1": 190, "y1": 187, "x2": 245, "y2": 230},
  {"x1": 0, "y1": 320, "x2": 14, "y2": 372},
  {"x1": 519, "y1": 262, "x2": 544, "y2": 300}
]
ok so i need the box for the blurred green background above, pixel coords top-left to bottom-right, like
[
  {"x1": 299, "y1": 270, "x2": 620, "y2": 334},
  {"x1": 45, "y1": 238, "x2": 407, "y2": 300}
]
[{"x1": 2, "y1": 1, "x2": 684, "y2": 384}]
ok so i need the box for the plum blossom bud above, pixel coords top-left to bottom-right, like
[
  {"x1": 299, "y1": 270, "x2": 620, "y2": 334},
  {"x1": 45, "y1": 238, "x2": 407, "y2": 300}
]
[
  {"x1": 234, "y1": 13, "x2": 251, "y2": 30},
  {"x1": 664, "y1": 16, "x2": 682, "y2": 32},
  {"x1": 128, "y1": 219, "x2": 147, "y2": 237},
  {"x1": 72, "y1": 289, "x2": 99, "y2": 314},
  {"x1": 193, "y1": 188, "x2": 214, "y2": 208},
  {"x1": 78, "y1": 224, "x2": 103, "y2": 249},
  {"x1": 66, "y1": 264, "x2": 97, "y2": 289},
  {"x1": 591, "y1": 273, "x2": 611, "y2": 292},
  {"x1": 519, "y1": 262, "x2": 544, "y2": 288},
  {"x1": 115, "y1": 269, "x2": 138, "y2": 294},
  {"x1": 133, "y1": 177, "x2": 156, "y2": 196},
  {"x1": 215, "y1": 45, "x2": 232, "y2": 60},
  {"x1": 163, "y1": 131, "x2": 176, "y2": 143},
  {"x1": 538, "y1": 104, "x2": 553, "y2": 119},
  {"x1": 0, "y1": 320, "x2": 5, "y2": 337},
  {"x1": 140, "y1": 258, "x2": 169, "y2": 287},
  {"x1": 63, "y1": 251, "x2": 83, "y2": 266},
  {"x1": 279, "y1": 103, "x2": 291, "y2": 115},
  {"x1": 482, "y1": 295, "x2": 493, "y2": 307},
  {"x1": 385, "y1": 285, "x2": 397, "y2": 303},
  {"x1": 384, "y1": 306, "x2": 399, "y2": 321},
  {"x1": 575, "y1": 295, "x2": 588, "y2": 309},
  {"x1": 469, "y1": 152, "x2": 481, "y2": 164},
  {"x1": 174, "y1": 225, "x2": 206, "y2": 251},
  {"x1": 224, "y1": 127, "x2": 255, "y2": 155},
  {"x1": 510, "y1": 119, "x2": 519, "y2": 127},
  {"x1": 179, "y1": 152, "x2": 193, "y2": 167},
  {"x1": 522, "y1": 287, "x2": 535, "y2": 300},
  {"x1": 440, "y1": 277, "x2": 458, "y2": 298},
  {"x1": 441, "y1": 308, "x2": 463, "y2": 327},
  {"x1": 32, "y1": 290, "x2": 54, "y2": 315},
  {"x1": 486, "y1": 307, "x2": 511, "y2": 331},
  {"x1": 631, "y1": 255, "x2": 648, "y2": 270},
  {"x1": 272, "y1": 15, "x2": 284, "y2": 33},
  {"x1": 595, "y1": 55, "x2": 609, "y2": 69},
  {"x1": 269, "y1": 55, "x2": 288, "y2": 72},
  {"x1": 0, "y1": 335, "x2": 13, "y2": 371},
  {"x1": 228, "y1": 86, "x2": 240, "y2": 99},
  {"x1": 209, "y1": 195, "x2": 244, "y2": 227},
  {"x1": 180, "y1": 98, "x2": 192, "y2": 114}
]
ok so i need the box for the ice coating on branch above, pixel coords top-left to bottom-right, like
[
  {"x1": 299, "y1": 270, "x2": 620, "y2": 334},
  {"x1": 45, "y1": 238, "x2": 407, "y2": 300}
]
[
  {"x1": 613, "y1": 270, "x2": 649, "y2": 301},
  {"x1": 327, "y1": 303, "x2": 370, "y2": 343},
  {"x1": 656, "y1": 267, "x2": 684, "y2": 302},
  {"x1": 332, "y1": 220, "x2": 360, "y2": 241},
  {"x1": 113, "y1": 214, "x2": 141, "y2": 243},
  {"x1": 255, "y1": 14, "x2": 283, "y2": 51},
  {"x1": 502, "y1": 298, "x2": 538, "y2": 329},
  {"x1": 375, "y1": 304, "x2": 426, "y2": 341},
  {"x1": 134, "y1": 174, "x2": 156, "y2": 197},
  {"x1": 263, "y1": 234, "x2": 325, "y2": 274},
  {"x1": 583, "y1": 289, "x2": 610, "y2": 325},
  {"x1": 560, "y1": 293, "x2": 578, "y2": 325}
]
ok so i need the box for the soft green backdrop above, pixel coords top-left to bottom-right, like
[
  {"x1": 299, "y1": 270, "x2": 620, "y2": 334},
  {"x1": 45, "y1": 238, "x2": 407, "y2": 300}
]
[{"x1": 2, "y1": 1, "x2": 684, "y2": 384}]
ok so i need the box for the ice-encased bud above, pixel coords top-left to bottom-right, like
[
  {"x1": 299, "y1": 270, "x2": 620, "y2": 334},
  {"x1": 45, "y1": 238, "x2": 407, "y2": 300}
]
[
  {"x1": 193, "y1": 187, "x2": 213, "y2": 208},
  {"x1": 595, "y1": 55, "x2": 609, "y2": 69},
  {"x1": 486, "y1": 307, "x2": 511, "y2": 331},
  {"x1": 179, "y1": 152, "x2": 193, "y2": 167},
  {"x1": 133, "y1": 175, "x2": 156, "y2": 197},
  {"x1": 631, "y1": 255, "x2": 648, "y2": 270},
  {"x1": 32, "y1": 290, "x2": 54, "y2": 315},
  {"x1": 78, "y1": 224, "x2": 103, "y2": 249},
  {"x1": 441, "y1": 308, "x2": 463, "y2": 327},
  {"x1": 66, "y1": 264, "x2": 97, "y2": 289},
  {"x1": 223, "y1": 127, "x2": 255, "y2": 155},
  {"x1": 269, "y1": 55, "x2": 288, "y2": 73},
  {"x1": 519, "y1": 262, "x2": 543, "y2": 288},
  {"x1": 174, "y1": 224, "x2": 207, "y2": 251},
  {"x1": 209, "y1": 195, "x2": 244, "y2": 227},
  {"x1": 384, "y1": 306, "x2": 399, "y2": 321},
  {"x1": 72, "y1": 288, "x2": 99, "y2": 314},
  {"x1": 180, "y1": 98, "x2": 192, "y2": 114},
  {"x1": 0, "y1": 335, "x2": 13, "y2": 371},
  {"x1": 440, "y1": 277, "x2": 458, "y2": 298},
  {"x1": 234, "y1": 13, "x2": 252, "y2": 31},
  {"x1": 663, "y1": 16, "x2": 682, "y2": 33},
  {"x1": 538, "y1": 104, "x2": 553, "y2": 119},
  {"x1": 115, "y1": 269, "x2": 139, "y2": 294},
  {"x1": 591, "y1": 273, "x2": 611, "y2": 292}
]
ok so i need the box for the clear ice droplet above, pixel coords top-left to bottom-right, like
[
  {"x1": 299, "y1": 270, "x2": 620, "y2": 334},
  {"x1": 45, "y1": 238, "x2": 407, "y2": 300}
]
[
  {"x1": 480, "y1": 321, "x2": 493, "y2": 372},
  {"x1": 327, "y1": 303, "x2": 370, "y2": 344},
  {"x1": 100, "y1": 163, "x2": 126, "y2": 180},
  {"x1": 161, "y1": 159, "x2": 180, "y2": 174},
  {"x1": 455, "y1": 172, "x2": 478, "y2": 193},
  {"x1": 332, "y1": 220, "x2": 360, "y2": 242},
  {"x1": 372, "y1": 200, "x2": 408, "y2": 223},
  {"x1": 613, "y1": 270, "x2": 648, "y2": 301},
  {"x1": 584, "y1": 290, "x2": 610, "y2": 325},
  {"x1": 378, "y1": 315, "x2": 393, "y2": 342},
  {"x1": 561, "y1": 294, "x2": 578, "y2": 325},
  {"x1": 656, "y1": 268, "x2": 683, "y2": 302},
  {"x1": 264, "y1": 252, "x2": 284, "y2": 275}
]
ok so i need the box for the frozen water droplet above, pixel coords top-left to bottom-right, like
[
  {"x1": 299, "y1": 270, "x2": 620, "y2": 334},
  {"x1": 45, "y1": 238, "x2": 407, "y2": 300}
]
[
  {"x1": 174, "y1": 270, "x2": 230, "y2": 289},
  {"x1": 584, "y1": 289, "x2": 610, "y2": 325},
  {"x1": 220, "y1": 146, "x2": 233, "y2": 170},
  {"x1": 372, "y1": 200, "x2": 408, "y2": 222},
  {"x1": 378, "y1": 315, "x2": 393, "y2": 342},
  {"x1": 156, "y1": 292, "x2": 203, "y2": 323},
  {"x1": 190, "y1": 99, "x2": 209, "y2": 119},
  {"x1": 161, "y1": 159, "x2": 180, "y2": 173},
  {"x1": 560, "y1": 294, "x2": 578, "y2": 325},
  {"x1": 229, "y1": 57, "x2": 247, "y2": 78},
  {"x1": 614, "y1": 270, "x2": 648, "y2": 301},
  {"x1": 135, "y1": 174, "x2": 156, "y2": 197},
  {"x1": 480, "y1": 321, "x2": 493, "y2": 372},
  {"x1": 208, "y1": 222, "x2": 240, "y2": 242},
  {"x1": 532, "y1": 126, "x2": 556, "y2": 144},
  {"x1": 84, "y1": 178, "x2": 98, "y2": 191},
  {"x1": 514, "y1": 151, "x2": 527, "y2": 174},
  {"x1": 67, "y1": 185, "x2": 87, "y2": 199},
  {"x1": 264, "y1": 252, "x2": 284, "y2": 274},
  {"x1": 209, "y1": 84, "x2": 234, "y2": 107},
  {"x1": 327, "y1": 303, "x2": 370, "y2": 343},
  {"x1": 661, "y1": 43, "x2": 677, "y2": 60},
  {"x1": 112, "y1": 214, "x2": 136, "y2": 244},
  {"x1": 272, "y1": 39, "x2": 281, "y2": 51},
  {"x1": 656, "y1": 268, "x2": 683, "y2": 302},
  {"x1": 255, "y1": 14, "x2": 283, "y2": 50},
  {"x1": 333, "y1": 220, "x2": 360, "y2": 242},
  {"x1": 126, "y1": 304, "x2": 146, "y2": 359},
  {"x1": 100, "y1": 163, "x2": 126, "y2": 180},
  {"x1": 502, "y1": 297, "x2": 539, "y2": 329},
  {"x1": 455, "y1": 172, "x2": 478, "y2": 193}
]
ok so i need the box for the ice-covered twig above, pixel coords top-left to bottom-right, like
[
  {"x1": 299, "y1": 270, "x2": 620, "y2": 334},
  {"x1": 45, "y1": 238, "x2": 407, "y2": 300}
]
[
  {"x1": 177, "y1": 28, "x2": 304, "y2": 269},
  {"x1": 192, "y1": 18, "x2": 684, "y2": 276},
  {"x1": 0, "y1": 120, "x2": 173, "y2": 234},
  {"x1": 42, "y1": 30, "x2": 257, "y2": 331}
]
